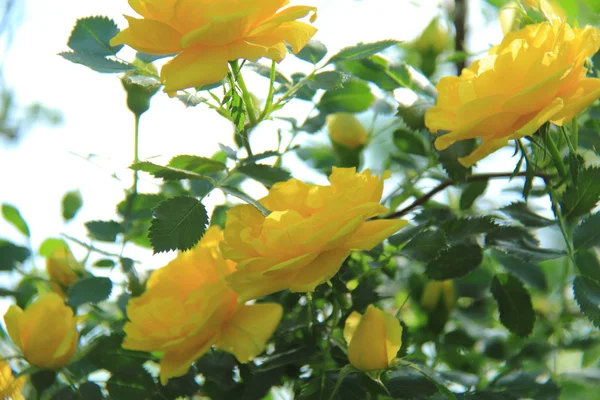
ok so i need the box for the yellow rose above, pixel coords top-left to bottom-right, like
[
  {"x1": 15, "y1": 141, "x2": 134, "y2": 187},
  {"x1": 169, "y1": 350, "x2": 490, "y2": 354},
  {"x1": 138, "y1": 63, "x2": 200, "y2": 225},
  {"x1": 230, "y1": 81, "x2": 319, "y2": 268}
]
[
  {"x1": 0, "y1": 361, "x2": 26, "y2": 400},
  {"x1": 343, "y1": 305, "x2": 402, "y2": 371},
  {"x1": 421, "y1": 280, "x2": 456, "y2": 312},
  {"x1": 327, "y1": 112, "x2": 368, "y2": 150},
  {"x1": 4, "y1": 293, "x2": 79, "y2": 370},
  {"x1": 222, "y1": 167, "x2": 407, "y2": 302},
  {"x1": 425, "y1": 19, "x2": 600, "y2": 167},
  {"x1": 111, "y1": 0, "x2": 317, "y2": 93},
  {"x1": 122, "y1": 226, "x2": 283, "y2": 385},
  {"x1": 46, "y1": 244, "x2": 80, "y2": 297}
]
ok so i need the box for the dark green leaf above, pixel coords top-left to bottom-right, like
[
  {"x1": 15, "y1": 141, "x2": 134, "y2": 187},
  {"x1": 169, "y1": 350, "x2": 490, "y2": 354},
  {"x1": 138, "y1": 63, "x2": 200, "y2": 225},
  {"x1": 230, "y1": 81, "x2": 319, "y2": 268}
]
[
  {"x1": 117, "y1": 193, "x2": 166, "y2": 220},
  {"x1": 396, "y1": 98, "x2": 433, "y2": 131},
  {"x1": 495, "y1": 252, "x2": 548, "y2": 291},
  {"x1": 2, "y1": 204, "x2": 30, "y2": 237},
  {"x1": 237, "y1": 164, "x2": 291, "y2": 186},
  {"x1": 51, "y1": 387, "x2": 77, "y2": 400},
  {"x1": 67, "y1": 277, "x2": 113, "y2": 308},
  {"x1": 88, "y1": 335, "x2": 150, "y2": 374},
  {"x1": 574, "y1": 212, "x2": 600, "y2": 251},
  {"x1": 300, "y1": 113, "x2": 327, "y2": 133},
  {"x1": 328, "y1": 40, "x2": 400, "y2": 63},
  {"x1": 389, "y1": 225, "x2": 421, "y2": 246},
  {"x1": 573, "y1": 275, "x2": 600, "y2": 328},
  {"x1": 78, "y1": 382, "x2": 105, "y2": 400},
  {"x1": 59, "y1": 51, "x2": 133, "y2": 73},
  {"x1": 292, "y1": 72, "x2": 318, "y2": 101},
  {"x1": 337, "y1": 56, "x2": 402, "y2": 91},
  {"x1": 400, "y1": 229, "x2": 448, "y2": 262},
  {"x1": 66, "y1": 16, "x2": 122, "y2": 56},
  {"x1": 0, "y1": 240, "x2": 30, "y2": 271},
  {"x1": 575, "y1": 249, "x2": 600, "y2": 282},
  {"x1": 439, "y1": 217, "x2": 499, "y2": 243},
  {"x1": 500, "y1": 202, "x2": 554, "y2": 227},
  {"x1": 490, "y1": 371, "x2": 560, "y2": 400},
  {"x1": 241, "y1": 151, "x2": 280, "y2": 165},
  {"x1": 219, "y1": 143, "x2": 238, "y2": 160},
  {"x1": 307, "y1": 71, "x2": 345, "y2": 90},
  {"x1": 491, "y1": 273, "x2": 535, "y2": 337},
  {"x1": 253, "y1": 347, "x2": 319, "y2": 373},
  {"x1": 560, "y1": 167, "x2": 600, "y2": 220},
  {"x1": 168, "y1": 155, "x2": 227, "y2": 174},
  {"x1": 317, "y1": 79, "x2": 374, "y2": 114},
  {"x1": 383, "y1": 368, "x2": 438, "y2": 399},
  {"x1": 62, "y1": 190, "x2": 83, "y2": 222},
  {"x1": 295, "y1": 40, "x2": 327, "y2": 64},
  {"x1": 300, "y1": 370, "x2": 367, "y2": 400},
  {"x1": 85, "y1": 220, "x2": 123, "y2": 242},
  {"x1": 426, "y1": 243, "x2": 483, "y2": 280},
  {"x1": 437, "y1": 139, "x2": 475, "y2": 183},
  {"x1": 393, "y1": 128, "x2": 428, "y2": 156},
  {"x1": 219, "y1": 186, "x2": 271, "y2": 216},
  {"x1": 130, "y1": 161, "x2": 214, "y2": 181},
  {"x1": 31, "y1": 370, "x2": 57, "y2": 395},
  {"x1": 247, "y1": 62, "x2": 290, "y2": 84},
  {"x1": 486, "y1": 226, "x2": 565, "y2": 262},
  {"x1": 94, "y1": 259, "x2": 115, "y2": 268},
  {"x1": 460, "y1": 181, "x2": 488, "y2": 210},
  {"x1": 149, "y1": 196, "x2": 208, "y2": 253},
  {"x1": 195, "y1": 351, "x2": 237, "y2": 389},
  {"x1": 106, "y1": 369, "x2": 156, "y2": 400}
]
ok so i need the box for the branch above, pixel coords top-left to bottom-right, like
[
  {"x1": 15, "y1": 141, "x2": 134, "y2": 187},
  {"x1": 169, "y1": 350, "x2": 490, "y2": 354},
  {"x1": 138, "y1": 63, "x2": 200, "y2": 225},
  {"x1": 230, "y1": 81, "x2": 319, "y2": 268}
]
[{"x1": 385, "y1": 171, "x2": 553, "y2": 219}]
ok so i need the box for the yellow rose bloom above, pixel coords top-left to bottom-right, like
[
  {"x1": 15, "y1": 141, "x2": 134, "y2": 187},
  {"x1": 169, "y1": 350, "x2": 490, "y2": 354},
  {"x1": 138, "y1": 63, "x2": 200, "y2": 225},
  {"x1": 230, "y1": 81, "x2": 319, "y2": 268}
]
[
  {"x1": 425, "y1": 19, "x2": 600, "y2": 167},
  {"x1": 421, "y1": 280, "x2": 456, "y2": 312},
  {"x1": 111, "y1": 0, "x2": 317, "y2": 93},
  {"x1": 343, "y1": 305, "x2": 402, "y2": 371},
  {"x1": 327, "y1": 113, "x2": 368, "y2": 150},
  {"x1": 222, "y1": 167, "x2": 408, "y2": 302},
  {"x1": 122, "y1": 226, "x2": 283, "y2": 385},
  {"x1": 4, "y1": 293, "x2": 79, "y2": 370},
  {"x1": 46, "y1": 245, "x2": 80, "y2": 298},
  {"x1": 0, "y1": 361, "x2": 26, "y2": 400}
]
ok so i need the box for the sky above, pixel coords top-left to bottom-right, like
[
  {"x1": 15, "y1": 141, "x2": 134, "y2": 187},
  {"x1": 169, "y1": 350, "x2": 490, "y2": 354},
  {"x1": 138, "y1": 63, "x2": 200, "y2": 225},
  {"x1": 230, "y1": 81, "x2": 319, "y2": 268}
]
[{"x1": 0, "y1": 0, "x2": 515, "y2": 308}]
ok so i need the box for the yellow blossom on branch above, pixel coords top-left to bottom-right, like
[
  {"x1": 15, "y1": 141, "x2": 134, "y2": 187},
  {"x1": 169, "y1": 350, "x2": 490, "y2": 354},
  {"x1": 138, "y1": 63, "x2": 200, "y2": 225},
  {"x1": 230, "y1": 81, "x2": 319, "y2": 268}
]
[
  {"x1": 0, "y1": 361, "x2": 26, "y2": 400},
  {"x1": 327, "y1": 112, "x2": 368, "y2": 150},
  {"x1": 425, "y1": 19, "x2": 600, "y2": 167},
  {"x1": 4, "y1": 293, "x2": 79, "y2": 370},
  {"x1": 122, "y1": 226, "x2": 282, "y2": 385},
  {"x1": 110, "y1": 0, "x2": 317, "y2": 94},
  {"x1": 46, "y1": 244, "x2": 80, "y2": 298},
  {"x1": 222, "y1": 167, "x2": 407, "y2": 302}
]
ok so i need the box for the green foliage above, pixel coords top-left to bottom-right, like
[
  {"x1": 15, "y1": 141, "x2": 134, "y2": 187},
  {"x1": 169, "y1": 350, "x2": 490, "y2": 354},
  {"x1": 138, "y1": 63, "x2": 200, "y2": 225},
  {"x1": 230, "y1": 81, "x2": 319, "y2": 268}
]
[
  {"x1": 460, "y1": 181, "x2": 488, "y2": 210},
  {"x1": 425, "y1": 243, "x2": 483, "y2": 280},
  {"x1": 573, "y1": 212, "x2": 600, "y2": 250},
  {"x1": 327, "y1": 40, "x2": 400, "y2": 63},
  {"x1": 573, "y1": 276, "x2": 600, "y2": 328},
  {"x1": 86, "y1": 220, "x2": 124, "y2": 242},
  {"x1": 560, "y1": 167, "x2": 600, "y2": 220},
  {"x1": 149, "y1": 196, "x2": 208, "y2": 253},
  {"x1": 295, "y1": 40, "x2": 328, "y2": 64},
  {"x1": 237, "y1": 164, "x2": 291, "y2": 186},
  {"x1": 0, "y1": 240, "x2": 30, "y2": 271},
  {"x1": 491, "y1": 274, "x2": 535, "y2": 337},
  {"x1": 67, "y1": 277, "x2": 113, "y2": 308},
  {"x1": 62, "y1": 190, "x2": 83, "y2": 222},
  {"x1": 317, "y1": 79, "x2": 374, "y2": 113},
  {"x1": 2, "y1": 203, "x2": 30, "y2": 237},
  {"x1": 131, "y1": 155, "x2": 226, "y2": 181}
]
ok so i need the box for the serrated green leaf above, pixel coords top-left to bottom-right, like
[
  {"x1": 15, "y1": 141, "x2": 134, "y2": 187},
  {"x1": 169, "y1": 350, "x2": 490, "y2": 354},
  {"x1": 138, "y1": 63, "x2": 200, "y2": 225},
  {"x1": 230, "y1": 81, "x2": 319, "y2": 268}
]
[
  {"x1": 130, "y1": 161, "x2": 214, "y2": 181},
  {"x1": 2, "y1": 204, "x2": 30, "y2": 237},
  {"x1": 106, "y1": 368, "x2": 156, "y2": 400},
  {"x1": 426, "y1": 243, "x2": 483, "y2": 280},
  {"x1": 67, "y1": 277, "x2": 113, "y2": 308},
  {"x1": 67, "y1": 16, "x2": 122, "y2": 56},
  {"x1": 219, "y1": 143, "x2": 237, "y2": 160},
  {"x1": 439, "y1": 217, "x2": 500, "y2": 243},
  {"x1": 59, "y1": 52, "x2": 134, "y2": 73},
  {"x1": 500, "y1": 202, "x2": 554, "y2": 228},
  {"x1": 338, "y1": 56, "x2": 402, "y2": 91},
  {"x1": 574, "y1": 212, "x2": 600, "y2": 251},
  {"x1": 241, "y1": 151, "x2": 280, "y2": 165},
  {"x1": 573, "y1": 275, "x2": 600, "y2": 328},
  {"x1": 62, "y1": 190, "x2": 83, "y2": 222},
  {"x1": 574, "y1": 249, "x2": 600, "y2": 282},
  {"x1": 396, "y1": 97, "x2": 433, "y2": 131},
  {"x1": 400, "y1": 229, "x2": 448, "y2": 262},
  {"x1": 486, "y1": 226, "x2": 565, "y2": 262},
  {"x1": 117, "y1": 193, "x2": 166, "y2": 220},
  {"x1": 459, "y1": 181, "x2": 488, "y2": 210},
  {"x1": 560, "y1": 167, "x2": 600, "y2": 220},
  {"x1": 393, "y1": 128, "x2": 428, "y2": 156},
  {"x1": 85, "y1": 220, "x2": 123, "y2": 242},
  {"x1": 77, "y1": 382, "x2": 105, "y2": 400},
  {"x1": 328, "y1": 40, "x2": 400, "y2": 63},
  {"x1": 494, "y1": 252, "x2": 548, "y2": 291},
  {"x1": 491, "y1": 273, "x2": 535, "y2": 337},
  {"x1": 149, "y1": 196, "x2": 208, "y2": 253},
  {"x1": 0, "y1": 240, "x2": 30, "y2": 271},
  {"x1": 317, "y1": 79, "x2": 374, "y2": 114},
  {"x1": 247, "y1": 62, "x2": 291, "y2": 84},
  {"x1": 295, "y1": 40, "x2": 327, "y2": 64},
  {"x1": 383, "y1": 368, "x2": 438, "y2": 399},
  {"x1": 237, "y1": 164, "x2": 291, "y2": 186},
  {"x1": 168, "y1": 155, "x2": 227, "y2": 174},
  {"x1": 219, "y1": 186, "x2": 271, "y2": 216},
  {"x1": 307, "y1": 71, "x2": 345, "y2": 90},
  {"x1": 437, "y1": 139, "x2": 475, "y2": 183}
]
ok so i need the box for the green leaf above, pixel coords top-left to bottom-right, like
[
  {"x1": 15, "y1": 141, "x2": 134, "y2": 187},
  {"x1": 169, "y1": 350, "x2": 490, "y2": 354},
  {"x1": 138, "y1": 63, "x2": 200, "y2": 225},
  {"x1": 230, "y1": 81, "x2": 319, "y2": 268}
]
[
  {"x1": 0, "y1": 240, "x2": 30, "y2": 271},
  {"x1": 486, "y1": 226, "x2": 565, "y2": 262},
  {"x1": 237, "y1": 164, "x2": 291, "y2": 186},
  {"x1": 59, "y1": 51, "x2": 134, "y2": 73},
  {"x1": 560, "y1": 167, "x2": 600, "y2": 220},
  {"x1": 396, "y1": 97, "x2": 433, "y2": 131},
  {"x1": 573, "y1": 275, "x2": 600, "y2": 328},
  {"x1": 295, "y1": 40, "x2": 327, "y2": 64},
  {"x1": 39, "y1": 238, "x2": 68, "y2": 257},
  {"x1": 460, "y1": 181, "x2": 488, "y2": 210},
  {"x1": 62, "y1": 190, "x2": 83, "y2": 222},
  {"x1": 130, "y1": 161, "x2": 215, "y2": 181},
  {"x1": 219, "y1": 186, "x2": 271, "y2": 216},
  {"x1": 437, "y1": 139, "x2": 475, "y2": 183},
  {"x1": 149, "y1": 196, "x2": 208, "y2": 253},
  {"x1": 31, "y1": 370, "x2": 57, "y2": 396},
  {"x1": 328, "y1": 40, "x2": 400, "y2": 63},
  {"x1": 490, "y1": 371, "x2": 560, "y2": 400},
  {"x1": 383, "y1": 368, "x2": 437, "y2": 399},
  {"x1": 494, "y1": 252, "x2": 548, "y2": 291},
  {"x1": 439, "y1": 217, "x2": 500, "y2": 243},
  {"x1": 241, "y1": 151, "x2": 280, "y2": 165},
  {"x1": 67, "y1": 277, "x2": 113, "y2": 308},
  {"x1": 574, "y1": 249, "x2": 600, "y2": 282},
  {"x1": 106, "y1": 369, "x2": 156, "y2": 400},
  {"x1": 77, "y1": 382, "x2": 105, "y2": 400},
  {"x1": 500, "y1": 202, "x2": 554, "y2": 228},
  {"x1": 574, "y1": 212, "x2": 600, "y2": 251},
  {"x1": 307, "y1": 71, "x2": 345, "y2": 90},
  {"x1": 425, "y1": 243, "x2": 483, "y2": 280},
  {"x1": 2, "y1": 204, "x2": 30, "y2": 237},
  {"x1": 85, "y1": 220, "x2": 123, "y2": 242},
  {"x1": 88, "y1": 334, "x2": 150, "y2": 374},
  {"x1": 66, "y1": 16, "x2": 123, "y2": 56},
  {"x1": 400, "y1": 229, "x2": 448, "y2": 262},
  {"x1": 117, "y1": 193, "x2": 166, "y2": 220},
  {"x1": 317, "y1": 79, "x2": 374, "y2": 114},
  {"x1": 491, "y1": 273, "x2": 535, "y2": 337},
  {"x1": 168, "y1": 155, "x2": 227, "y2": 174},
  {"x1": 94, "y1": 259, "x2": 115, "y2": 268},
  {"x1": 219, "y1": 143, "x2": 238, "y2": 160},
  {"x1": 393, "y1": 128, "x2": 428, "y2": 156},
  {"x1": 338, "y1": 56, "x2": 402, "y2": 91}
]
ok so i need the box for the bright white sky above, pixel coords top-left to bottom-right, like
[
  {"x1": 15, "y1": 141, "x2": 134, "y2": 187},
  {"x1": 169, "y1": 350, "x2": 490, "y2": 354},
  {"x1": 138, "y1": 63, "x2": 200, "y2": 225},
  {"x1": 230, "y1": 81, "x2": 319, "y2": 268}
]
[{"x1": 0, "y1": 0, "x2": 506, "y2": 294}]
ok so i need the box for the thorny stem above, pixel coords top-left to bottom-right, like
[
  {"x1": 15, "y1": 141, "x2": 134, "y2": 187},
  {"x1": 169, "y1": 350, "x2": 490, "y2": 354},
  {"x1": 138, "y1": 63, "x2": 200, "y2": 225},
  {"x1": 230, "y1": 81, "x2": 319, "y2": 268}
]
[{"x1": 385, "y1": 171, "x2": 554, "y2": 219}]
